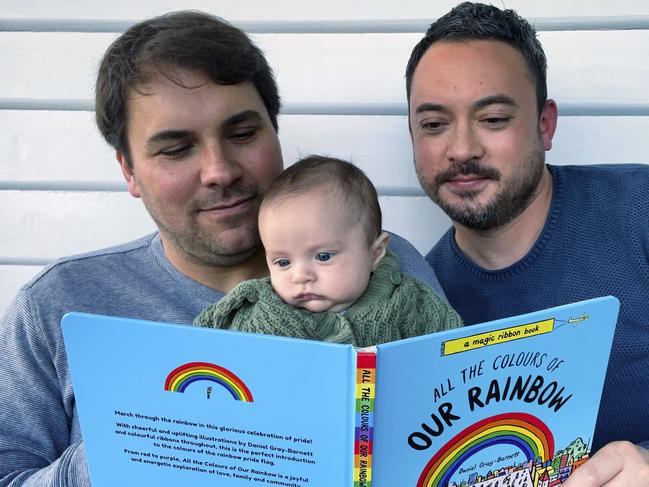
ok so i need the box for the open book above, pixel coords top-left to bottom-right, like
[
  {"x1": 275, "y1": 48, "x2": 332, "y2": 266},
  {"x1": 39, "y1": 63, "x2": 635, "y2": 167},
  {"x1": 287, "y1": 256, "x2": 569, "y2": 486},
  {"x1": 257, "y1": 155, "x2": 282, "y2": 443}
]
[{"x1": 62, "y1": 296, "x2": 618, "y2": 486}]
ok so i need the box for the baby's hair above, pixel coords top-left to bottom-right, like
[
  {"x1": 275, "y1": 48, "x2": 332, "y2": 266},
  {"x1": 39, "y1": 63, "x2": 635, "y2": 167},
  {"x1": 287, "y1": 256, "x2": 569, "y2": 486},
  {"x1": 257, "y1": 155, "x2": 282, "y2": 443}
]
[{"x1": 261, "y1": 155, "x2": 382, "y2": 244}]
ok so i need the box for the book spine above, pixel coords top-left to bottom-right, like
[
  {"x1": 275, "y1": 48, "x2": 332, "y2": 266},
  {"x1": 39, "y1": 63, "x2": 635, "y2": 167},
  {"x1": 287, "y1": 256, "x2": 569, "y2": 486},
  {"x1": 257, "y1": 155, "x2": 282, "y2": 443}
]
[{"x1": 354, "y1": 352, "x2": 376, "y2": 487}]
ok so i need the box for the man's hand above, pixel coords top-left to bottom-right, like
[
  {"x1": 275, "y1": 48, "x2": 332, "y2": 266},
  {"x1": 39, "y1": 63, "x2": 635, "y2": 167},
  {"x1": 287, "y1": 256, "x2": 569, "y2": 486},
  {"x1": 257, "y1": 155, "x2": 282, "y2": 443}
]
[{"x1": 563, "y1": 441, "x2": 649, "y2": 486}]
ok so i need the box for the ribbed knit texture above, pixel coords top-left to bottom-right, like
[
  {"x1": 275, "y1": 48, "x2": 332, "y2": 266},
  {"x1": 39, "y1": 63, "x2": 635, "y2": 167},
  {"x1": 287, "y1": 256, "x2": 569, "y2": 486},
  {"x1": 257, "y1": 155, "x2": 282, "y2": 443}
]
[
  {"x1": 427, "y1": 164, "x2": 649, "y2": 452},
  {"x1": 194, "y1": 252, "x2": 463, "y2": 347},
  {"x1": 0, "y1": 231, "x2": 441, "y2": 485}
]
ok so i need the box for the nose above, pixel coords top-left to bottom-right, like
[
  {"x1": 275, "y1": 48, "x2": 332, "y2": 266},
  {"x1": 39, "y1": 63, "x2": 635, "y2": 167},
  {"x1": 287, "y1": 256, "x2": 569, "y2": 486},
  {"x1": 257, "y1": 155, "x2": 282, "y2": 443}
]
[
  {"x1": 200, "y1": 142, "x2": 243, "y2": 187},
  {"x1": 291, "y1": 263, "x2": 315, "y2": 284},
  {"x1": 446, "y1": 122, "x2": 484, "y2": 163}
]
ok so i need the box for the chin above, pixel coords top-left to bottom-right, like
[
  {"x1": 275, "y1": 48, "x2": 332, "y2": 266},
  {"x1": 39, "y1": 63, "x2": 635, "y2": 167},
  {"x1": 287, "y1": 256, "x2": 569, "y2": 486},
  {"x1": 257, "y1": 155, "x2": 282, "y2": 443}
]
[
  {"x1": 300, "y1": 302, "x2": 332, "y2": 313},
  {"x1": 304, "y1": 304, "x2": 327, "y2": 313}
]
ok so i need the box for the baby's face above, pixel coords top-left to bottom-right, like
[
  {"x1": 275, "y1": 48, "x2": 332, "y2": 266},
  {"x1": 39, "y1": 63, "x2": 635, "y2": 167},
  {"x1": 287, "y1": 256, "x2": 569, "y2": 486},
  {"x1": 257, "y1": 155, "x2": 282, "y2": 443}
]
[{"x1": 259, "y1": 190, "x2": 383, "y2": 313}]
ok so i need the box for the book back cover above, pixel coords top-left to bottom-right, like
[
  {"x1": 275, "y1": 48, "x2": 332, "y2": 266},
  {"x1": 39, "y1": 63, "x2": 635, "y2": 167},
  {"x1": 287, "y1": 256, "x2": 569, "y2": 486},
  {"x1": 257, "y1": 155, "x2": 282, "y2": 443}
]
[{"x1": 62, "y1": 313, "x2": 356, "y2": 487}]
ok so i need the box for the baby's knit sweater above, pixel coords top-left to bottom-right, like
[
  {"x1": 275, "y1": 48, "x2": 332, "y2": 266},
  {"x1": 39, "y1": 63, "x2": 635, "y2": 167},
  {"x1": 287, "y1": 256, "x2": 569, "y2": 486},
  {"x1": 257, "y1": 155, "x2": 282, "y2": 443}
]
[{"x1": 195, "y1": 252, "x2": 462, "y2": 347}]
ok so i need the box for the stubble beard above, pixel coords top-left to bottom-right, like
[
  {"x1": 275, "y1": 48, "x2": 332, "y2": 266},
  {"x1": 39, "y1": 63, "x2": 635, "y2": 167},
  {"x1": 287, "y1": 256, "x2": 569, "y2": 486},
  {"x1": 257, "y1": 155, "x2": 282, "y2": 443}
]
[
  {"x1": 163, "y1": 213, "x2": 262, "y2": 267},
  {"x1": 418, "y1": 149, "x2": 546, "y2": 231},
  {"x1": 142, "y1": 186, "x2": 265, "y2": 267}
]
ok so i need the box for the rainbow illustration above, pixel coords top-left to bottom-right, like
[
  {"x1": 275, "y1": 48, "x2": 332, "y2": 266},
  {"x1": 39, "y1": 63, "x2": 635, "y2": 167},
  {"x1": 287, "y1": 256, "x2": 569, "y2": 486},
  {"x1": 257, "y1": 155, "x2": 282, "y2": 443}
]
[
  {"x1": 354, "y1": 352, "x2": 376, "y2": 487},
  {"x1": 417, "y1": 412, "x2": 554, "y2": 487},
  {"x1": 164, "y1": 361, "x2": 253, "y2": 402}
]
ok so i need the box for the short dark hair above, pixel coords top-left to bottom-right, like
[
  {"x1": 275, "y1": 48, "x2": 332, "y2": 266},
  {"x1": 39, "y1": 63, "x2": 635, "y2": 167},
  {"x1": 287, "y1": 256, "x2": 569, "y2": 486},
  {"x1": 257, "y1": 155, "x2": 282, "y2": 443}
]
[
  {"x1": 95, "y1": 11, "x2": 280, "y2": 164},
  {"x1": 261, "y1": 155, "x2": 382, "y2": 244},
  {"x1": 406, "y1": 2, "x2": 547, "y2": 114}
]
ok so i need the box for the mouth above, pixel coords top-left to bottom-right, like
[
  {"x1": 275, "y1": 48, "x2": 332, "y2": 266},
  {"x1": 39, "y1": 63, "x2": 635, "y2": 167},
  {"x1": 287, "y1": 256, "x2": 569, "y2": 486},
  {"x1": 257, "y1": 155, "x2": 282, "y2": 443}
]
[
  {"x1": 436, "y1": 162, "x2": 500, "y2": 194},
  {"x1": 198, "y1": 196, "x2": 256, "y2": 217},
  {"x1": 444, "y1": 174, "x2": 491, "y2": 191},
  {"x1": 295, "y1": 292, "x2": 322, "y2": 302}
]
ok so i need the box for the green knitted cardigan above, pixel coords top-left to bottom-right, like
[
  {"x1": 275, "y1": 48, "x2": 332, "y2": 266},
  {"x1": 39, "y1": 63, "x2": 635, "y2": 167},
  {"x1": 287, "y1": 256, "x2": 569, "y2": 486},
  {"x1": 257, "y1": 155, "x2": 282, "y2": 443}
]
[{"x1": 194, "y1": 252, "x2": 462, "y2": 347}]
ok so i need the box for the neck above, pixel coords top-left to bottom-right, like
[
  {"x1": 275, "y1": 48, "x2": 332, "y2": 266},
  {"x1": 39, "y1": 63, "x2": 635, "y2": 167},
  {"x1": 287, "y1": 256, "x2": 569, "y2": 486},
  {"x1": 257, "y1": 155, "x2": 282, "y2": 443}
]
[
  {"x1": 453, "y1": 167, "x2": 553, "y2": 271},
  {"x1": 161, "y1": 241, "x2": 269, "y2": 293}
]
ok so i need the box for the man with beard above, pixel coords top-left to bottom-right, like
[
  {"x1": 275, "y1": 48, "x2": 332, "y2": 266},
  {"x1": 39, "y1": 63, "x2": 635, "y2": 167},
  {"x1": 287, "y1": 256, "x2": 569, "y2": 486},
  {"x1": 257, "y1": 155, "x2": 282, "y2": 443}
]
[
  {"x1": 0, "y1": 11, "x2": 443, "y2": 485},
  {"x1": 407, "y1": 2, "x2": 649, "y2": 485}
]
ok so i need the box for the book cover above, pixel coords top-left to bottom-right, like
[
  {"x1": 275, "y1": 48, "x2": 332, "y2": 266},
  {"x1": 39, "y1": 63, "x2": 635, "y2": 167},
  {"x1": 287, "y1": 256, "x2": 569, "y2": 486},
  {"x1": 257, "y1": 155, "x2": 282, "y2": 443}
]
[
  {"x1": 371, "y1": 295, "x2": 618, "y2": 486},
  {"x1": 62, "y1": 296, "x2": 618, "y2": 486}
]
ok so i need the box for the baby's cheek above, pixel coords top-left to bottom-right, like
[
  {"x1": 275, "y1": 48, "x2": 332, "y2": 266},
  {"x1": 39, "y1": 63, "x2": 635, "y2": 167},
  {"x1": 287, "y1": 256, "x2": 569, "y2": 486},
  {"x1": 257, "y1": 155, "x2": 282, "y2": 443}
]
[{"x1": 269, "y1": 274, "x2": 290, "y2": 300}]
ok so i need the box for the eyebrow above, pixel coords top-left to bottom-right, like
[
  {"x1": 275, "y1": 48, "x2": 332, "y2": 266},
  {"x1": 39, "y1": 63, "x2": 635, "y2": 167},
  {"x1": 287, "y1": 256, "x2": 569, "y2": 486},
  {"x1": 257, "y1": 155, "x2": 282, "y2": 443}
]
[
  {"x1": 415, "y1": 102, "x2": 449, "y2": 115},
  {"x1": 147, "y1": 129, "x2": 191, "y2": 147},
  {"x1": 472, "y1": 95, "x2": 518, "y2": 111},
  {"x1": 224, "y1": 109, "x2": 263, "y2": 127},
  {"x1": 414, "y1": 95, "x2": 518, "y2": 115}
]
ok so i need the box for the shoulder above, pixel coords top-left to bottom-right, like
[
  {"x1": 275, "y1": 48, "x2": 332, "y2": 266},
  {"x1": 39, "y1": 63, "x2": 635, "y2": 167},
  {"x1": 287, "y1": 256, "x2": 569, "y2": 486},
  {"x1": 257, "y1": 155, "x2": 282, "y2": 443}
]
[
  {"x1": 385, "y1": 231, "x2": 445, "y2": 296},
  {"x1": 550, "y1": 164, "x2": 649, "y2": 229},
  {"x1": 5, "y1": 232, "x2": 156, "y2": 310},
  {"x1": 551, "y1": 163, "x2": 649, "y2": 175},
  {"x1": 550, "y1": 163, "x2": 649, "y2": 190},
  {"x1": 12, "y1": 233, "x2": 167, "y2": 326},
  {"x1": 23, "y1": 233, "x2": 159, "y2": 293}
]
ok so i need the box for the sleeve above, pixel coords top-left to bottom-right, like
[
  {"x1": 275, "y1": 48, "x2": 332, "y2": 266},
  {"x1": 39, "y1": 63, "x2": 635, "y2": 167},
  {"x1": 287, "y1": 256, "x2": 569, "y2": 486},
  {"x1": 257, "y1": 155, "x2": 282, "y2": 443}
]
[
  {"x1": 193, "y1": 279, "x2": 262, "y2": 329},
  {"x1": 416, "y1": 281, "x2": 464, "y2": 336},
  {"x1": 385, "y1": 231, "x2": 447, "y2": 299},
  {"x1": 0, "y1": 291, "x2": 91, "y2": 486}
]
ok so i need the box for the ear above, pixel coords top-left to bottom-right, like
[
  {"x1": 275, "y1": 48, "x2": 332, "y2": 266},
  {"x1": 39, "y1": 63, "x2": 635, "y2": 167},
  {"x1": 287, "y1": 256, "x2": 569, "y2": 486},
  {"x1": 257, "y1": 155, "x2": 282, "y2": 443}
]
[
  {"x1": 116, "y1": 151, "x2": 141, "y2": 198},
  {"x1": 539, "y1": 99, "x2": 558, "y2": 151},
  {"x1": 370, "y1": 231, "x2": 390, "y2": 271}
]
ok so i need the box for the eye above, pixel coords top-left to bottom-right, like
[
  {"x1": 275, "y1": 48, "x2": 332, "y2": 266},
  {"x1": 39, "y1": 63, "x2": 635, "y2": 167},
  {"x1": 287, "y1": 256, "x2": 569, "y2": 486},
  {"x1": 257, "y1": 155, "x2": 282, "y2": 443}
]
[
  {"x1": 274, "y1": 258, "x2": 290, "y2": 268},
  {"x1": 419, "y1": 119, "x2": 448, "y2": 135},
  {"x1": 481, "y1": 116, "x2": 512, "y2": 128},
  {"x1": 230, "y1": 127, "x2": 257, "y2": 144},
  {"x1": 159, "y1": 144, "x2": 193, "y2": 159},
  {"x1": 315, "y1": 252, "x2": 335, "y2": 262}
]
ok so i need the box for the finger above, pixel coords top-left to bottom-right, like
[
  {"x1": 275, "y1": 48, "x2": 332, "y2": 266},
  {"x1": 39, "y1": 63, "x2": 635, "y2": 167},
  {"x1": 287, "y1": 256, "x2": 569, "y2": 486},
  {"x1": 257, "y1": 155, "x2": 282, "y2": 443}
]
[{"x1": 563, "y1": 441, "x2": 649, "y2": 486}]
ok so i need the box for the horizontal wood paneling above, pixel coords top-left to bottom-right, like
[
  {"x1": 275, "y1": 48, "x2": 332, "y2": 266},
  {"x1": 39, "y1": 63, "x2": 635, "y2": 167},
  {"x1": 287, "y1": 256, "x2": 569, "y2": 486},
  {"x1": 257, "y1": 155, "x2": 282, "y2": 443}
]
[
  {"x1": 2, "y1": 31, "x2": 648, "y2": 107},
  {"x1": 0, "y1": 111, "x2": 117, "y2": 183},
  {"x1": 2, "y1": 111, "x2": 648, "y2": 186},
  {"x1": 4, "y1": 1, "x2": 649, "y2": 22},
  {"x1": 0, "y1": 191, "x2": 156, "y2": 260}
]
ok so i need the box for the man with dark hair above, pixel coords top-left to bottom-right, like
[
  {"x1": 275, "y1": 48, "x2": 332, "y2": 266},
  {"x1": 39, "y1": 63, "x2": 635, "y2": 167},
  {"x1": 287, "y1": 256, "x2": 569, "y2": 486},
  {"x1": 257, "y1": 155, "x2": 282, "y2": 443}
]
[
  {"x1": 408, "y1": 2, "x2": 649, "y2": 484},
  {"x1": 0, "y1": 11, "x2": 443, "y2": 485}
]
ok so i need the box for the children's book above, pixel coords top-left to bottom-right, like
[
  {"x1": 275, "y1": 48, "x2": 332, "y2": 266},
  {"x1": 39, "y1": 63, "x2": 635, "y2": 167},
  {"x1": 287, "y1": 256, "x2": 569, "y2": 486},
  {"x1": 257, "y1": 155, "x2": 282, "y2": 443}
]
[{"x1": 61, "y1": 296, "x2": 618, "y2": 487}]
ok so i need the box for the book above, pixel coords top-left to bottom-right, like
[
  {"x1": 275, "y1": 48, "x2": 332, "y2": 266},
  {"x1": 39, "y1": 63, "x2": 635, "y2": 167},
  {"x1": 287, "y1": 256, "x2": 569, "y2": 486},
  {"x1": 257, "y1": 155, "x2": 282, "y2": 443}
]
[{"x1": 61, "y1": 295, "x2": 619, "y2": 487}]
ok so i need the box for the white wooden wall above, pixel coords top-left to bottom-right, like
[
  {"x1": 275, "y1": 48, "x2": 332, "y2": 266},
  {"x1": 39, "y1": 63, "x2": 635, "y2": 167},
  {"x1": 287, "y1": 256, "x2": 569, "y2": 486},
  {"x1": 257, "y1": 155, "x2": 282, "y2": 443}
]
[{"x1": 2, "y1": 1, "x2": 649, "y2": 314}]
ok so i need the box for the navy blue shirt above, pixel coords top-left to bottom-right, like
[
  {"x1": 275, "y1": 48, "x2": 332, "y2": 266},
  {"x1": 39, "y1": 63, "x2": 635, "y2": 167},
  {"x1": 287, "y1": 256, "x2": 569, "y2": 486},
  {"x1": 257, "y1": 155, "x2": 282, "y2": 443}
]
[{"x1": 428, "y1": 164, "x2": 649, "y2": 451}]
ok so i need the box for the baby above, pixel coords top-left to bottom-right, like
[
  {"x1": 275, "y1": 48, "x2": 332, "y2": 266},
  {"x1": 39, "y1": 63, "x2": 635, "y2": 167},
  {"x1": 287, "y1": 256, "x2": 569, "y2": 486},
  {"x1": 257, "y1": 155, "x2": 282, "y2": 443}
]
[{"x1": 194, "y1": 155, "x2": 462, "y2": 347}]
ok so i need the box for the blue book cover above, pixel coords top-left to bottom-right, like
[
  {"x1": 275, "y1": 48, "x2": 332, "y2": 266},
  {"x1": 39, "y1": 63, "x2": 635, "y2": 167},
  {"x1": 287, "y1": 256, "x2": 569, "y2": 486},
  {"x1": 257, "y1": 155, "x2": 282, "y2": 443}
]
[
  {"x1": 371, "y1": 295, "x2": 618, "y2": 486},
  {"x1": 62, "y1": 296, "x2": 618, "y2": 486}
]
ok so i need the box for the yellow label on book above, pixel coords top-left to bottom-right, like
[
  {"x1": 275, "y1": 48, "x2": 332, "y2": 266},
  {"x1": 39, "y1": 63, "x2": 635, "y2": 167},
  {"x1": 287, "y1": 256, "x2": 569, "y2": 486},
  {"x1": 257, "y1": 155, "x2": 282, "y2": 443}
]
[
  {"x1": 354, "y1": 466, "x2": 372, "y2": 483},
  {"x1": 356, "y1": 383, "x2": 375, "y2": 399},
  {"x1": 442, "y1": 319, "x2": 555, "y2": 356}
]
